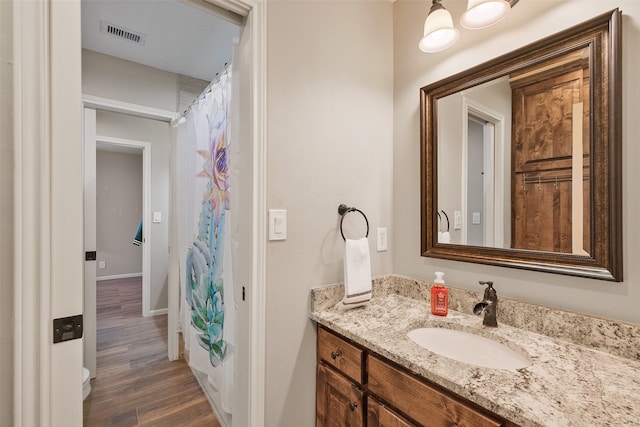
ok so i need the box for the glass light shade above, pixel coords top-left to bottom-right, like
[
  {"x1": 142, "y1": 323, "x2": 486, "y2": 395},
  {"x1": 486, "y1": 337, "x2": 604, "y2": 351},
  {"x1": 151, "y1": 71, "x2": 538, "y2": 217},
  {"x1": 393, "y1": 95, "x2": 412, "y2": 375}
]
[
  {"x1": 419, "y1": 8, "x2": 460, "y2": 53},
  {"x1": 460, "y1": 0, "x2": 510, "y2": 29}
]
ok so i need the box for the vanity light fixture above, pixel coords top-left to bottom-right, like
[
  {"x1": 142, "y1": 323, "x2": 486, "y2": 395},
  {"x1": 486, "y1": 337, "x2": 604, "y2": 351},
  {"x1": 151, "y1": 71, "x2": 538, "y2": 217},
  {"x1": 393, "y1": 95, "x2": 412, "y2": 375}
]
[
  {"x1": 419, "y1": 0, "x2": 519, "y2": 53},
  {"x1": 461, "y1": 0, "x2": 511, "y2": 29},
  {"x1": 419, "y1": 0, "x2": 460, "y2": 53}
]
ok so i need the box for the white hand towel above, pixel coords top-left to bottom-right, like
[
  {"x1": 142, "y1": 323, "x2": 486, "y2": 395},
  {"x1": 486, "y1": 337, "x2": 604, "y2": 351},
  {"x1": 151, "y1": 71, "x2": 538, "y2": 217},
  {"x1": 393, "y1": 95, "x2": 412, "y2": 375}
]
[
  {"x1": 337, "y1": 237, "x2": 372, "y2": 310},
  {"x1": 438, "y1": 231, "x2": 450, "y2": 243}
]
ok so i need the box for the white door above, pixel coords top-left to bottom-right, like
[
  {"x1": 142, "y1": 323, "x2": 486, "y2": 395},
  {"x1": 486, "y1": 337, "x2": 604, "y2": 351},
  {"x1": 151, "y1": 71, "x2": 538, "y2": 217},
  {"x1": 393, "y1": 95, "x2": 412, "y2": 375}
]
[
  {"x1": 13, "y1": 0, "x2": 84, "y2": 424},
  {"x1": 50, "y1": 1, "x2": 84, "y2": 423}
]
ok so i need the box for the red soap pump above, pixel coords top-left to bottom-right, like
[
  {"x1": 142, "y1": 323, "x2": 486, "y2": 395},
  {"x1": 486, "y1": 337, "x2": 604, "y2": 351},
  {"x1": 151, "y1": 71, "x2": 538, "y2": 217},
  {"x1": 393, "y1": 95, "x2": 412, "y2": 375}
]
[{"x1": 430, "y1": 271, "x2": 448, "y2": 316}]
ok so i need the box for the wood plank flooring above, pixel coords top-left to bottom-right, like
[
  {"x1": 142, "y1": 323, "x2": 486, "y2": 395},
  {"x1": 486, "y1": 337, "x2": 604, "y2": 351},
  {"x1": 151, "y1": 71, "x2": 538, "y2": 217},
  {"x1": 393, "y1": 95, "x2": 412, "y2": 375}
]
[{"x1": 83, "y1": 277, "x2": 221, "y2": 426}]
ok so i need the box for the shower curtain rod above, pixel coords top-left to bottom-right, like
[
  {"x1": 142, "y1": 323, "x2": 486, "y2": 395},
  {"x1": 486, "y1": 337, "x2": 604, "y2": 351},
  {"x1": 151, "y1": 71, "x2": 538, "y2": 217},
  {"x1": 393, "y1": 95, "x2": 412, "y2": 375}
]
[{"x1": 177, "y1": 62, "x2": 230, "y2": 121}]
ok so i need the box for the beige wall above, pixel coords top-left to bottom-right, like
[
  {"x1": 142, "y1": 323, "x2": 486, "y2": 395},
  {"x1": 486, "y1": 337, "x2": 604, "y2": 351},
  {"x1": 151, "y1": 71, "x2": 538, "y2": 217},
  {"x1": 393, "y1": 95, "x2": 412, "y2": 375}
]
[
  {"x1": 83, "y1": 49, "x2": 179, "y2": 111},
  {"x1": 266, "y1": 1, "x2": 394, "y2": 425},
  {"x1": 0, "y1": 0, "x2": 12, "y2": 424},
  {"x1": 83, "y1": 50, "x2": 184, "y2": 312},
  {"x1": 96, "y1": 150, "x2": 143, "y2": 278},
  {"x1": 393, "y1": 0, "x2": 640, "y2": 323},
  {"x1": 96, "y1": 111, "x2": 171, "y2": 312}
]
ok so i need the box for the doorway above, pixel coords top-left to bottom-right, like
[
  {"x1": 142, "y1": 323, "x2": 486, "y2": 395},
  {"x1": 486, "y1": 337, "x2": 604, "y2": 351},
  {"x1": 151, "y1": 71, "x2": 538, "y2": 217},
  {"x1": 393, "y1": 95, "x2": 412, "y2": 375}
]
[
  {"x1": 14, "y1": 0, "x2": 267, "y2": 423},
  {"x1": 81, "y1": 10, "x2": 251, "y2": 425},
  {"x1": 466, "y1": 115, "x2": 491, "y2": 247},
  {"x1": 83, "y1": 109, "x2": 154, "y2": 379},
  {"x1": 462, "y1": 97, "x2": 506, "y2": 248}
]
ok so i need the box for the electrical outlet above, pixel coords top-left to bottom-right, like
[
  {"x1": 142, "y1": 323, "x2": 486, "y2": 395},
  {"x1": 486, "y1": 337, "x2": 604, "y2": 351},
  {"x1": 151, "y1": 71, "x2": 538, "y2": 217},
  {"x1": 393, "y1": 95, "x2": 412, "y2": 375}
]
[
  {"x1": 99, "y1": 261, "x2": 106, "y2": 269},
  {"x1": 377, "y1": 227, "x2": 388, "y2": 252}
]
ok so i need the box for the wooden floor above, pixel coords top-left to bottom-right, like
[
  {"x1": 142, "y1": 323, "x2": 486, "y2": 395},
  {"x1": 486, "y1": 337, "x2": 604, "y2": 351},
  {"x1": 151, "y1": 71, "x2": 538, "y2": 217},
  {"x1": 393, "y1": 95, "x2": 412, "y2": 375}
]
[{"x1": 83, "y1": 277, "x2": 221, "y2": 426}]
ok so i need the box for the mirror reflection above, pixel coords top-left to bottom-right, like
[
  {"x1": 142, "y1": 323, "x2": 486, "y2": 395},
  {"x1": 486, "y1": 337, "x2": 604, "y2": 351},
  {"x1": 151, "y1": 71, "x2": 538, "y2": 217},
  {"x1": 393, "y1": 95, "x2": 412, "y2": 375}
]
[
  {"x1": 421, "y1": 9, "x2": 622, "y2": 281},
  {"x1": 437, "y1": 48, "x2": 591, "y2": 255}
]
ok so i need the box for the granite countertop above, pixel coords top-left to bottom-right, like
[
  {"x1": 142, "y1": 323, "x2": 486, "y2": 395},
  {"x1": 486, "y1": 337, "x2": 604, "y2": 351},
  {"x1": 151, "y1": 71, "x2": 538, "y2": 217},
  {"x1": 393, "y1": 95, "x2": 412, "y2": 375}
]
[{"x1": 310, "y1": 278, "x2": 640, "y2": 427}]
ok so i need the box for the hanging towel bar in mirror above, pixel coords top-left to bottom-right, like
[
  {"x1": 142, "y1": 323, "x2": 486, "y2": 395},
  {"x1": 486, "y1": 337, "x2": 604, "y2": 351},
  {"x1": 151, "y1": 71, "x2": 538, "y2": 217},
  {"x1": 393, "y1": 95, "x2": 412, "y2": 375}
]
[
  {"x1": 338, "y1": 204, "x2": 369, "y2": 241},
  {"x1": 437, "y1": 210, "x2": 449, "y2": 232}
]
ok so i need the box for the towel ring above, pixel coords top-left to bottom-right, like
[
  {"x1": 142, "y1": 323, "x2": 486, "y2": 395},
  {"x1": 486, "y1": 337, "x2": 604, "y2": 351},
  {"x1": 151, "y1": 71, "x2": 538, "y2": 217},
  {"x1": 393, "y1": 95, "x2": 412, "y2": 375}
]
[
  {"x1": 338, "y1": 204, "x2": 369, "y2": 241},
  {"x1": 439, "y1": 210, "x2": 449, "y2": 232}
]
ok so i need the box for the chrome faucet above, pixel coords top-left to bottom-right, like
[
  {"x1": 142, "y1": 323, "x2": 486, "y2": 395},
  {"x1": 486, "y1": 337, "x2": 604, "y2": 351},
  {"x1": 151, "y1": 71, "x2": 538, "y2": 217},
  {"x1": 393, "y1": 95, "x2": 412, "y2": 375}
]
[{"x1": 473, "y1": 281, "x2": 498, "y2": 327}]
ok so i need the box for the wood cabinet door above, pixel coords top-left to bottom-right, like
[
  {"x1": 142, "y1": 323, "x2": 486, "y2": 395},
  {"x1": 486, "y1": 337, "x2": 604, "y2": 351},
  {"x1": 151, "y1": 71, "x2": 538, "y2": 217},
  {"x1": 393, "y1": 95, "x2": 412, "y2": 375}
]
[
  {"x1": 367, "y1": 397, "x2": 417, "y2": 427},
  {"x1": 511, "y1": 65, "x2": 590, "y2": 253},
  {"x1": 316, "y1": 363, "x2": 363, "y2": 427}
]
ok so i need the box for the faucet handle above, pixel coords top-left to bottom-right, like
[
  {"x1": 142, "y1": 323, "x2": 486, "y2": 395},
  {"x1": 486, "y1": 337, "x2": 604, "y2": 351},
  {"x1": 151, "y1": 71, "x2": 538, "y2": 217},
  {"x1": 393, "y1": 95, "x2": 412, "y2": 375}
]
[
  {"x1": 479, "y1": 280, "x2": 494, "y2": 289},
  {"x1": 479, "y1": 280, "x2": 497, "y2": 301}
]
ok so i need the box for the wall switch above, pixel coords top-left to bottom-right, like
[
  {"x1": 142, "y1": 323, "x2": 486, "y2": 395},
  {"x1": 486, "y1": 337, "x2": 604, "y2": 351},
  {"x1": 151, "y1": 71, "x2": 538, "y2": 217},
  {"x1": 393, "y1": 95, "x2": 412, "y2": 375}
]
[
  {"x1": 268, "y1": 209, "x2": 287, "y2": 241},
  {"x1": 153, "y1": 211, "x2": 162, "y2": 223},
  {"x1": 99, "y1": 261, "x2": 106, "y2": 269},
  {"x1": 376, "y1": 227, "x2": 388, "y2": 252},
  {"x1": 472, "y1": 212, "x2": 481, "y2": 224},
  {"x1": 454, "y1": 211, "x2": 462, "y2": 230}
]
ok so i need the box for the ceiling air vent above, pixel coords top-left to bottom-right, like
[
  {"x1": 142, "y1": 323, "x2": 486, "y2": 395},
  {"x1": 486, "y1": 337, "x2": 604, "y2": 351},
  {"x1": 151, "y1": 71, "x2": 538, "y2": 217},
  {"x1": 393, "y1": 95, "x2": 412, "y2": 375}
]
[{"x1": 100, "y1": 20, "x2": 146, "y2": 45}]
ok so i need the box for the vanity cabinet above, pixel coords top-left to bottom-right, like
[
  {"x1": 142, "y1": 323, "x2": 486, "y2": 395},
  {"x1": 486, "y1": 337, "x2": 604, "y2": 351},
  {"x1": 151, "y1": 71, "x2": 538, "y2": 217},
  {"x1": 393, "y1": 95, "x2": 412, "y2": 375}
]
[
  {"x1": 316, "y1": 327, "x2": 365, "y2": 426},
  {"x1": 316, "y1": 325, "x2": 518, "y2": 427}
]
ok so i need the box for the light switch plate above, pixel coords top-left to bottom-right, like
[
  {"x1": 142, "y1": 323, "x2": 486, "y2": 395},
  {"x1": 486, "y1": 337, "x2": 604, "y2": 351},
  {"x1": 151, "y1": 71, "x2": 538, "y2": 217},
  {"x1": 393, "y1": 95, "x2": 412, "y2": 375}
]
[
  {"x1": 454, "y1": 211, "x2": 462, "y2": 230},
  {"x1": 268, "y1": 209, "x2": 287, "y2": 241},
  {"x1": 153, "y1": 211, "x2": 162, "y2": 223},
  {"x1": 472, "y1": 212, "x2": 481, "y2": 224}
]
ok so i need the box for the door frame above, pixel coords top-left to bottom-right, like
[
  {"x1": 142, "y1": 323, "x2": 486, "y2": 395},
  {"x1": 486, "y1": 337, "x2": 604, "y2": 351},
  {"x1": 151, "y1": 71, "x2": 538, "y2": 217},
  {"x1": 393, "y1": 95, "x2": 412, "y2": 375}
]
[
  {"x1": 208, "y1": 1, "x2": 268, "y2": 425},
  {"x1": 13, "y1": 0, "x2": 85, "y2": 424},
  {"x1": 15, "y1": 0, "x2": 266, "y2": 424},
  {"x1": 83, "y1": 128, "x2": 153, "y2": 378},
  {"x1": 83, "y1": 95, "x2": 177, "y2": 358},
  {"x1": 461, "y1": 96, "x2": 506, "y2": 248},
  {"x1": 95, "y1": 135, "x2": 152, "y2": 317}
]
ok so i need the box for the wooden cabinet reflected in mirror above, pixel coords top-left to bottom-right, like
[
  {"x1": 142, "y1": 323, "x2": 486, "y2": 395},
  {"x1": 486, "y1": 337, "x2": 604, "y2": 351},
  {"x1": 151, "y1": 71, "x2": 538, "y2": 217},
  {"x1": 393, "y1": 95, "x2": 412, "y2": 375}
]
[
  {"x1": 511, "y1": 49, "x2": 591, "y2": 255},
  {"x1": 420, "y1": 9, "x2": 622, "y2": 281}
]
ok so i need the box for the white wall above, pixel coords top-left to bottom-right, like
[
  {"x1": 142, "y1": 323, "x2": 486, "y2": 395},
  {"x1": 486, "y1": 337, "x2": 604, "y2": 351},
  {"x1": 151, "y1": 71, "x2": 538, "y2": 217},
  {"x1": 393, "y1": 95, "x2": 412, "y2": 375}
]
[
  {"x1": 266, "y1": 1, "x2": 394, "y2": 425},
  {"x1": 96, "y1": 111, "x2": 170, "y2": 311},
  {"x1": 394, "y1": 0, "x2": 640, "y2": 323},
  {"x1": 0, "y1": 0, "x2": 12, "y2": 424},
  {"x1": 96, "y1": 150, "x2": 143, "y2": 278}
]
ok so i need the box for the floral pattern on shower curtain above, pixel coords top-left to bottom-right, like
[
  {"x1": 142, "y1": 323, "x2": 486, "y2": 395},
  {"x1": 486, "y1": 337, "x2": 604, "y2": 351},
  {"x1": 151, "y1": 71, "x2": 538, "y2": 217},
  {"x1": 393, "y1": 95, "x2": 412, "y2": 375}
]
[
  {"x1": 178, "y1": 67, "x2": 234, "y2": 416},
  {"x1": 185, "y1": 102, "x2": 230, "y2": 367}
]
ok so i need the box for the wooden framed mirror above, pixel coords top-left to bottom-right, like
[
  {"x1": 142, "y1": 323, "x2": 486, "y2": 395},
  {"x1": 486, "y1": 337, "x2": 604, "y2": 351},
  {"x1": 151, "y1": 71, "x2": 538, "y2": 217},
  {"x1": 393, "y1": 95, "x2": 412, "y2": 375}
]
[{"x1": 420, "y1": 9, "x2": 622, "y2": 281}]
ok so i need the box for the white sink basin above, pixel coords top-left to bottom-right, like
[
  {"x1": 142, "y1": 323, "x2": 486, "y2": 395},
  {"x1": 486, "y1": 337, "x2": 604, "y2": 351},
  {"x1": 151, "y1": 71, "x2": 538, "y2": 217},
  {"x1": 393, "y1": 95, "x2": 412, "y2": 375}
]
[{"x1": 407, "y1": 327, "x2": 531, "y2": 370}]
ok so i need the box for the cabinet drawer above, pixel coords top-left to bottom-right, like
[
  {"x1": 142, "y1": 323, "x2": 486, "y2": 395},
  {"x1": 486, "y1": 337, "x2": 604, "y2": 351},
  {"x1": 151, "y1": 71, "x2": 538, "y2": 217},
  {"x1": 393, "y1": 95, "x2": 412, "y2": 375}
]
[
  {"x1": 368, "y1": 397, "x2": 417, "y2": 427},
  {"x1": 317, "y1": 327, "x2": 364, "y2": 384},
  {"x1": 368, "y1": 355, "x2": 503, "y2": 427}
]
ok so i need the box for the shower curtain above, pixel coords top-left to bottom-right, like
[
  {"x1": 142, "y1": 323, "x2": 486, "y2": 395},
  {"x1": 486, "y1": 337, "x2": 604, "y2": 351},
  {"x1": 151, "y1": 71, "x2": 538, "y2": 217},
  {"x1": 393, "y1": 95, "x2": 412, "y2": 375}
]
[{"x1": 176, "y1": 66, "x2": 235, "y2": 417}]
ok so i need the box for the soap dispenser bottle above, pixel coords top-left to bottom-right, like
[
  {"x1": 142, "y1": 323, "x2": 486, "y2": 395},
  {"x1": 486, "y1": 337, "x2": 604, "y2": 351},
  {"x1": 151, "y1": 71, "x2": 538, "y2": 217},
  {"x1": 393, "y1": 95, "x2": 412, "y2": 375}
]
[{"x1": 430, "y1": 271, "x2": 448, "y2": 316}]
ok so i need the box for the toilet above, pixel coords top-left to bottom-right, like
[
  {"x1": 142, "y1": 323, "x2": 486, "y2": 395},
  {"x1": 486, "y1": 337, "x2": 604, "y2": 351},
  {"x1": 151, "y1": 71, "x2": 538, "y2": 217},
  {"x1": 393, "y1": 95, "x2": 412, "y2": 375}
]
[{"x1": 82, "y1": 367, "x2": 91, "y2": 400}]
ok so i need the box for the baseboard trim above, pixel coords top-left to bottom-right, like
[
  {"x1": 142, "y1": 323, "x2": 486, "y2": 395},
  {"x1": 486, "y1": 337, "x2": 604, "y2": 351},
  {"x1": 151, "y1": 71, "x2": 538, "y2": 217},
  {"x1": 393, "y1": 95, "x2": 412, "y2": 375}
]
[
  {"x1": 96, "y1": 273, "x2": 143, "y2": 281},
  {"x1": 148, "y1": 308, "x2": 168, "y2": 317},
  {"x1": 191, "y1": 367, "x2": 232, "y2": 427}
]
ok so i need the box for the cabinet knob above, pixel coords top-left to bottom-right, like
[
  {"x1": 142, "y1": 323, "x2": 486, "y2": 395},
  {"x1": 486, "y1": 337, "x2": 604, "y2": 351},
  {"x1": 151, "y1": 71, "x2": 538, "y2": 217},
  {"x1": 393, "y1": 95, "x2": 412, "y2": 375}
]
[
  {"x1": 330, "y1": 350, "x2": 342, "y2": 360},
  {"x1": 349, "y1": 402, "x2": 358, "y2": 411}
]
